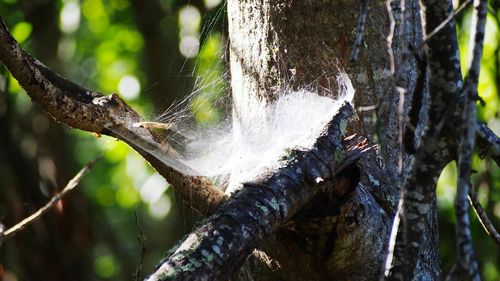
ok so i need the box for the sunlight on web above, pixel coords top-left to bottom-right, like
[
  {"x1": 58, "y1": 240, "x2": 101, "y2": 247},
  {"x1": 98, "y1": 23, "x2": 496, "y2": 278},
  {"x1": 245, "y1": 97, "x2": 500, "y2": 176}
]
[
  {"x1": 107, "y1": 72, "x2": 354, "y2": 194},
  {"x1": 185, "y1": 79, "x2": 354, "y2": 193},
  {"x1": 105, "y1": 3, "x2": 355, "y2": 193}
]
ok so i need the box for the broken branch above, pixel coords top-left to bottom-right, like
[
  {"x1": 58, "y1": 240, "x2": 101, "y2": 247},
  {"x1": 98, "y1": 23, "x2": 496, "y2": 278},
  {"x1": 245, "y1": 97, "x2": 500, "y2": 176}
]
[
  {"x1": 476, "y1": 122, "x2": 500, "y2": 166},
  {"x1": 468, "y1": 185, "x2": 500, "y2": 245},
  {"x1": 0, "y1": 157, "x2": 99, "y2": 242}
]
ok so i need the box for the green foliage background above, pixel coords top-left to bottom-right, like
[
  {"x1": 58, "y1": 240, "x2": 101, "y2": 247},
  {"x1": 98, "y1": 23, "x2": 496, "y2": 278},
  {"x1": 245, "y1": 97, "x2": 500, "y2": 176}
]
[{"x1": 0, "y1": 0, "x2": 498, "y2": 280}]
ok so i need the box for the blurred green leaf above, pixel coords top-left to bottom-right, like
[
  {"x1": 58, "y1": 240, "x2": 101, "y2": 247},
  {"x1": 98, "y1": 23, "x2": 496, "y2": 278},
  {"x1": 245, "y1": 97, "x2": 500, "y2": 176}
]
[
  {"x1": 11, "y1": 21, "x2": 32, "y2": 43},
  {"x1": 116, "y1": 184, "x2": 140, "y2": 208},
  {"x1": 94, "y1": 255, "x2": 120, "y2": 278}
]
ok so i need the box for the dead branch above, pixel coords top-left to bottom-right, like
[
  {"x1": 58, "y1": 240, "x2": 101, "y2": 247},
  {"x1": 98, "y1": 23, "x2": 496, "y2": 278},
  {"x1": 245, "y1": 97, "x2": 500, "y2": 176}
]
[
  {"x1": 134, "y1": 211, "x2": 147, "y2": 281},
  {"x1": 0, "y1": 157, "x2": 99, "y2": 242},
  {"x1": 450, "y1": 0, "x2": 488, "y2": 279},
  {"x1": 410, "y1": 0, "x2": 472, "y2": 55},
  {"x1": 0, "y1": 18, "x2": 225, "y2": 216},
  {"x1": 350, "y1": 0, "x2": 369, "y2": 62},
  {"x1": 476, "y1": 122, "x2": 500, "y2": 166},
  {"x1": 468, "y1": 185, "x2": 500, "y2": 245}
]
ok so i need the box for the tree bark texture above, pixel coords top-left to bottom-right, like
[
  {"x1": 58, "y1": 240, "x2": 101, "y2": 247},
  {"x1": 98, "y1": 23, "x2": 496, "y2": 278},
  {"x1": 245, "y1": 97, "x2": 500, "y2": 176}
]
[
  {"x1": 226, "y1": 0, "x2": 436, "y2": 280},
  {"x1": 145, "y1": 106, "x2": 372, "y2": 281}
]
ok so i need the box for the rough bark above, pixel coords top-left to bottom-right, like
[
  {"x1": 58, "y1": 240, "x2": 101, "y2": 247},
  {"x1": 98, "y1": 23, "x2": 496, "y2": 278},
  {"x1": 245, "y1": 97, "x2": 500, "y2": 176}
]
[
  {"x1": 386, "y1": 0, "x2": 465, "y2": 279},
  {"x1": 145, "y1": 106, "x2": 370, "y2": 281},
  {"x1": 476, "y1": 122, "x2": 500, "y2": 166}
]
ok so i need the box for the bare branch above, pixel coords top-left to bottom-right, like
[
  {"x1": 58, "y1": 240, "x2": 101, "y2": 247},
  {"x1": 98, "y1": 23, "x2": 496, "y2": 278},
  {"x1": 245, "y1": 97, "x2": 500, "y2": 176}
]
[
  {"x1": 449, "y1": 0, "x2": 488, "y2": 279},
  {"x1": 476, "y1": 122, "x2": 500, "y2": 166},
  {"x1": 350, "y1": 0, "x2": 369, "y2": 62},
  {"x1": 134, "y1": 212, "x2": 147, "y2": 281},
  {"x1": 0, "y1": 18, "x2": 225, "y2": 216},
  {"x1": 403, "y1": 53, "x2": 426, "y2": 154},
  {"x1": 453, "y1": 119, "x2": 480, "y2": 281},
  {"x1": 411, "y1": 0, "x2": 472, "y2": 55},
  {"x1": 468, "y1": 185, "x2": 500, "y2": 245},
  {"x1": 0, "y1": 157, "x2": 99, "y2": 242},
  {"x1": 385, "y1": 0, "x2": 466, "y2": 279},
  {"x1": 145, "y1": 105, "x2": 372, "y2": 281},
  {"x1": 386, "y1": 0, "x2": 397, "y2": 75}
]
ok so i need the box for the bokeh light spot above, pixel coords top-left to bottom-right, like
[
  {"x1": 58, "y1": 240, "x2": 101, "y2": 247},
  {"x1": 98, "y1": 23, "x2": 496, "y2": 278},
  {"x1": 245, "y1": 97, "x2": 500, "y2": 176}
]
[
  {"x1": 94, "y1": 255, "x2": 119, "y2": 278},
  {"x1": 11, "y1": 22, "x2": 32, "y2": 43},
  {"x1": 148, "y1": 194, "x2": 172, "y2": 220},
  {"x1": 179, "y1": 35, "x2": 200, "y2": 58},
  {"x1": 118, "y1": 75, "x2": 140, "y2": 100},
  {"x1": 60, "y1": 1, "x2": 81, "y2": 33},
  {"x1": 140, "y1": 173, "x2": 169, "y2": 204}
]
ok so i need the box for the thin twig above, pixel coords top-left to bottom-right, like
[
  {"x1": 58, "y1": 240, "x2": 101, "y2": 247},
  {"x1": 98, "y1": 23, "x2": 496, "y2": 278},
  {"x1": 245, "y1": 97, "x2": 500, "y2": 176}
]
[
  {"x1": 386, "y1": 0, "x2": 466, "y2": 277},
  {"x1": 0, "y1": 18, "x2": 226, "y2": 216},
  {"x1": 386, "y1": 0, "x2": 397, "y2": 75},
  {"x1": 0, "y1": 156, "x2": 100, "y2": 241},
  {"x1": 476, "y1": 122, "x2": 500, "y2": 166},
  {"x1": 350, "y1": 0, "x2": 369, "y2": 62},
  {"x1": 396, "y1": 86, "x2": 406, "y2": 173},
  {"x1": 468, "y1": 185, "x2": 500, "y2": 245},
  {"x1": 396, "y1": 0, "x2": 409, "y2": 174},
  {"x1": 357, "y1": 105, "x2": 377, "y2": 112},
  {"x1": 412, "y1": 0, "x2": 472, "y2": 54},
  {"x1": 380, "y1": 197, "x2": 404, "y2": 280},
  {"x1": 382, "y1": 2, "x2": 406, "y2": 277},
  {"x1": 133, "y1": 211, "x2": 147, "y2": 281},
  {"x1": 451, "y1": 0, "x2": 488, "y2": 280}
]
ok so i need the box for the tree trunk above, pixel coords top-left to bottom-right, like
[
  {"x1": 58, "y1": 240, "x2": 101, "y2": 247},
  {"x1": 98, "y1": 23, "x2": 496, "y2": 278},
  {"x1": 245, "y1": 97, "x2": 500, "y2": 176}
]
[
  {"x1": 227, "y1": 0, "x2": 438, "y2": 280},
  {"x1": 3, "y1": 0, "x2": 488, "y2": 279}
]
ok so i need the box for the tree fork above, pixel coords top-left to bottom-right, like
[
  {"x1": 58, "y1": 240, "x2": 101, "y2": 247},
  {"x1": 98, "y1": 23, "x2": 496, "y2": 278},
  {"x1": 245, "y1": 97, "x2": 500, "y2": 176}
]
[
  {"x1": 226, "y1": 1, "x2": 413, "y2": 280},
  {"x1": 145, "y1": 104, "x2": 371, "y2": 281}
]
